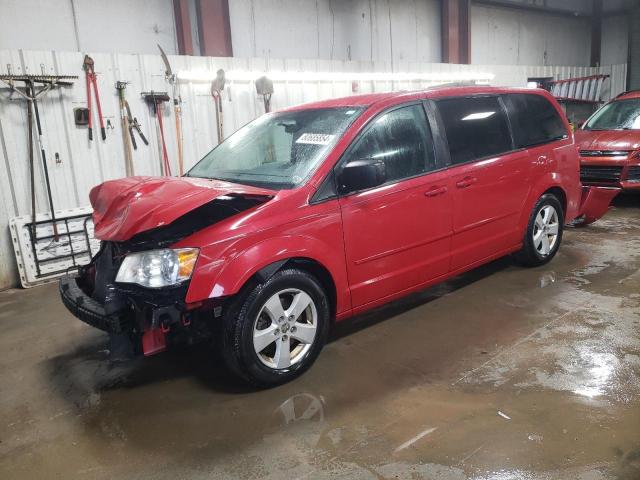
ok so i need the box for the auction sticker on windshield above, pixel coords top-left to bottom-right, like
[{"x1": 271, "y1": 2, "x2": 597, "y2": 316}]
[{"x1": 296, "y1": 133, "x2": 335, "y2": 145}]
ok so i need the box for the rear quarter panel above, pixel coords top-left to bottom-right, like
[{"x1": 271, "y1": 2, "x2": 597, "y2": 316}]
[{"x1": 520, "y1": 91, "x2": 582, "y2": 225}]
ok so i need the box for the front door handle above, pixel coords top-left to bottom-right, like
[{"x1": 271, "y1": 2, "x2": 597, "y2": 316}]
[
  {"x1": 424, "y1": 186, "x2": 448, "y2": 197},
  {"x1": 456, "y1": 176, "x2": 477, "y2": 188}
]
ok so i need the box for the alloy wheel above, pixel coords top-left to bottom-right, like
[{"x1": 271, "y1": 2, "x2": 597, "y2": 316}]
[
  {"x1": 533, "y1": 205, "x2": 559, "y2": 256},
  {"x1": 253, "y1": 288, "x2": 318, "y2": 369}
]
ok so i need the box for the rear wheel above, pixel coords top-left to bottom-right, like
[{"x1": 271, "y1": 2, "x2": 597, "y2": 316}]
[
  {"x1": 221, "y1": 268, "x2": 330, "y2": 387},
  {"x1": 516, "y1": 194, "x2": 564, "y2": 267}
]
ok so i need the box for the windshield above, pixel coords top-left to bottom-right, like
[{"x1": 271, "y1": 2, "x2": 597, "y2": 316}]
[
  {"x1": 584, "y1": 98, "x2": 640, "y2": 130},
  {"x1": 187, "y1": 107, "x2": 364, "y2": 189}
]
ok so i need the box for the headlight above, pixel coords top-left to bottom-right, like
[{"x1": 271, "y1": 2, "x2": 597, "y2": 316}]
[{"x1": 115, "y1": 248, "x2": 199, "y2": 288}]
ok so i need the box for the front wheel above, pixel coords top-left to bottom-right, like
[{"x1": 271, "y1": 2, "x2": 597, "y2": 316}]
[
  {"x1": 516, "y1": 194, "x2": 564, "y2": 267},
  {"x1": 221, "y1": 268, "x2": 330, "y2": 387}
]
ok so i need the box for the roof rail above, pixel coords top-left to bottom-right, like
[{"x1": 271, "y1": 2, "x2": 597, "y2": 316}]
[{"x1": 614, "y1": 89, "x2": 640, "y2": 99}]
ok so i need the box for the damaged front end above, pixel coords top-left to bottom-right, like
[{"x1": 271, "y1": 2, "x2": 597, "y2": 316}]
[
  {"x1": 60, "y1": 176, "x2": 274, "y2": 358},
  {"x1": 60, "y1": 240, "x2": 214, "y2": 358}
]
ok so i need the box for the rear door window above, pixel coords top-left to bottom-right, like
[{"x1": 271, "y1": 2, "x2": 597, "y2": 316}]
[
  {"x1": 435, "y1": 96, "x2": 512, "y2": 165},
  {"x1": 502, "y1": 93, "x2": 567, "y2": 147}
]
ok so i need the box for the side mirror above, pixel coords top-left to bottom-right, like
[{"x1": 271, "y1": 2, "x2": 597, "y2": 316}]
[{"x1": 337, "y1": 159, "x2": 387, "y2": 193}]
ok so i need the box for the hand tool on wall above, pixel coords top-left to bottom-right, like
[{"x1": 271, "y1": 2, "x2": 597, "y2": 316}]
[
  {"x1": 116, "y1": 81, "x2": 134, "y2": 176},
  {"x1": 29, "y1": 80, "x2": 59, "y2": 240},
  {"x1": 210, "y1": 69, "x2": 226, "y2": 143},
  {"x1": 82, "y1": 55, "x2": 106, "y2": 141},
  {"x1": 142, "y1": 92, "x2": 172, "y2": 176},
  {"x1": 26, "y1": 83, "x2": 36, "y2": 234},
  {"x1": 255, "y1": 75, "x2": 274, "y2": 113},
  {"x1": 128, "y1": 111, "x2": 149, "y2": 150},
  {"x1": 158, "y1": 44, "x2": 184, "y2": 175},
  {"x1": 0, "y1": 70, "x2": 77, "y2": 241}
]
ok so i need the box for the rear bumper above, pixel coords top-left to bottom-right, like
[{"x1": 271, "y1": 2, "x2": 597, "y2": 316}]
[
  {"x1": 59, "y1": 275, "x2": 129, "y2": 333},
  {"x1": 576, "y1": 186, "x2": 621, "y2": 225}
]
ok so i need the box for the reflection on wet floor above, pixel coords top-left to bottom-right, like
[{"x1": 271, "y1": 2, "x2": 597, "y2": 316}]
[{"x1": 1, "y1": 195, "x2": 640, "y2": 479}]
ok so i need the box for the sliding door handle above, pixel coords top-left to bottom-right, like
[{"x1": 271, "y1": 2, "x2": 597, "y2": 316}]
[
  {"x1": 456, "y1": 176, "x2": 477, "y2": 188},
  {"x1": 424, "y1": 186, "x2": 448, "y2": 197}
]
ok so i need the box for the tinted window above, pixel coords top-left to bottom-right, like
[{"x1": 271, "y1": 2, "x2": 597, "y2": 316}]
[
  {"x1": 347, "y1": 104, "x2": 436, "y2": 183},
  {"x1": 503, "y1": 94, "x2": 567, "y2": 147},
  {"x1": 436, "y1": 96, "x2": 512, "y2": 164}
]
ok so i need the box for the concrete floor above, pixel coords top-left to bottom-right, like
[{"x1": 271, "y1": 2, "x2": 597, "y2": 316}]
[{"x1": 1, "y1": 196, "x2": 640, "y2": 480}]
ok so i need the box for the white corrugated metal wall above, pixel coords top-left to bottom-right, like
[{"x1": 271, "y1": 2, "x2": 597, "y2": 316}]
[{"x1": 0, "y1": 48, "x2": 628, "y2": 289}]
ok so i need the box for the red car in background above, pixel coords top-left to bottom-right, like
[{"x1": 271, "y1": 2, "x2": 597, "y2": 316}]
[
  {"x1": 576, "y1": 90, "x2": 640, "y2": 189},
  {"x1": 60, "y1": 86, "x2": 617, "y2": 386}
]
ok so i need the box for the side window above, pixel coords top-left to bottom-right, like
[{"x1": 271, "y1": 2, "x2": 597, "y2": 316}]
[
  {"x1": 346, "y1": 104, "x2": 436, "y2": 183},
  {"x1": 503, "y1": 94, "x2": 568, "y2": 148},
  {"x1": 436, "y1": 96, "x2": 512, "y2": 165}
]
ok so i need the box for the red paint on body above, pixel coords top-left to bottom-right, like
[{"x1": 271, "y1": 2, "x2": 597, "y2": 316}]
[
  {"x1": 88, "y1": 86, "x2": 618, "y2": 323},
  {"x1": 90, "y1": 176, "x2": 273, "y2": 241}
]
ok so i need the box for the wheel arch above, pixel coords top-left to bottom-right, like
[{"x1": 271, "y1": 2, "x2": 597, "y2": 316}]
[
  {"x1": 518, "y1": 176, "x2": 568, "y2": 233},
  {"x1": 543, "y1": 186, "x2": 567, "y2": 215},
  {"x1": 252, "y1": 257, "x2": 338, "y2": 321}
]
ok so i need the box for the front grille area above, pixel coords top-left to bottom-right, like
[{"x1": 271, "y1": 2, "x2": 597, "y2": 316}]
[
  {"x1": 579, "y1": 150, "x2": 630, "y2": 157},
  {"x1": 580, "y1": 165, "x2": 623, "y2": 184},
  {"x1": 627, "y1": 166, "x2": 640, "y2": 182}
]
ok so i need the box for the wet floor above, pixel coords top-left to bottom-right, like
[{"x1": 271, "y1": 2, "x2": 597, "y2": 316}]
[{"x1": 1, "y1": 195, "x2": 640, "y2": 480}]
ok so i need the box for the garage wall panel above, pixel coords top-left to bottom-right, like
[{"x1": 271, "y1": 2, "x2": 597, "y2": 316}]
[
  {"x1": 228, "y1": 0, "x2": 442, "y2": 63},
  {"x1": 0, "y1": 0, "x2": 177, "y2": 55},
  {"x1": 602, "y1": 15, "x2": 629, "y2": 67},
  {"x1": 0, "y1": 48, "x2": 627, "y2": 290},
  {"x1": 471, "y1": 3, "x2": 591, "y2": 66}
]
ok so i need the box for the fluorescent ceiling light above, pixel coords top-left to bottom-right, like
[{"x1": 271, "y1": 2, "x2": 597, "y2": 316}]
[
  {"x1": 462, "y1": 111, "x2": 495, "y2": 121},
  {"x1": 177, "y1": 69, "x2": 495, "y2": 84}
]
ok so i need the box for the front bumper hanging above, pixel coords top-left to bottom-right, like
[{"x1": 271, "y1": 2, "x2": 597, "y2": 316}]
[
  {"x1": 59, "y1": 275, "x2": 128, "y2": 333},
  {"x1": 60, "y1": 270, "x2": 192, "y2": 356}
]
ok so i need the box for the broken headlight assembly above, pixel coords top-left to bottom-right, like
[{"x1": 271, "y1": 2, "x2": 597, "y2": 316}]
[{"x1": 115, "y1": 248, "x2": 199, "y2": 288}]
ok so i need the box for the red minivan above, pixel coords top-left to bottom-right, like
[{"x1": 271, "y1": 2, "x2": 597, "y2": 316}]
[
  {"x1": 60, "y1": 86, "x2": 617, "y2": 386},
  {"x1": 575, "y1": 90, "x2": 640, "y2": 190}
]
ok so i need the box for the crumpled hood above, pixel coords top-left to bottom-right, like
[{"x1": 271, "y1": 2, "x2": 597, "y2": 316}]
[
  {"x1": 90, "y1": 176, "x2": 274, "y2": 241},
  {"x1": 575, "y1": 129, "x2": 640, "y2": 152}
]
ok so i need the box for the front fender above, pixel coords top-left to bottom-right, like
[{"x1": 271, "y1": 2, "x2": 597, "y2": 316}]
[{"x1": 185, "y1": 235, "x2": 351, "y2": 314}]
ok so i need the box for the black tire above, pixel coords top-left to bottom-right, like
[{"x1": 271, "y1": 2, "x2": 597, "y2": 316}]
[
  {"x1": 221, "y1": 268, "x2": 330, "y2": 387},
  {"x1": 516, "y1": 193, "x2": 564, "y2": 267}
]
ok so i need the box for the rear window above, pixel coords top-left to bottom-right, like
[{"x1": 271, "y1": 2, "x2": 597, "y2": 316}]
[
  {"x1": 436, "y1": 96, "x2": 512, "y2": 165},
  {"x1": 503, "y1": 93, "x2": 567, "y2": 147}
]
